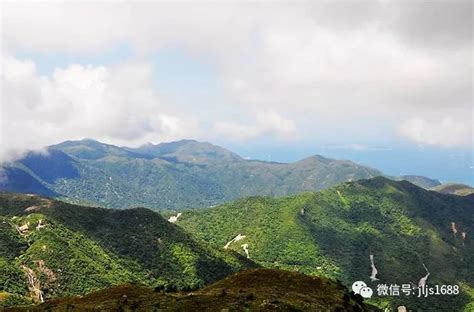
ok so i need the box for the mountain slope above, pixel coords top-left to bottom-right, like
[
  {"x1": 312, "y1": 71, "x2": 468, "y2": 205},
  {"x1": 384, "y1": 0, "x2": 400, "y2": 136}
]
[
  {"x1": 432, "y1": 183, "x2": 474, "y2": 196},
  {"x1": 394, "y1": 175, "x2": 441, "y2": 189},
  {"x1": 178, "y1": 177, "x2": 474, "y2": 311},
  {"x1": 0, "y1": 193, "x2": 254, "y2": 307},
  {"x1": 8, "y1": 269, "x2": 379, "y2": 312},
  {"x1": 1, "y1": 139, "x2": 384, "y2": 210},
  {"x1": 0, "y1": 167, "x2": 58, "y2": 198}
]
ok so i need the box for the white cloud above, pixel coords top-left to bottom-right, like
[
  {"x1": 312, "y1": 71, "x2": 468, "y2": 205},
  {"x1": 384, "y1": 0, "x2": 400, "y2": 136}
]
[
  {"x1": 214, "y1": 111, "x2": 296, "y2": 141},
  {"x1": 0, "y1": 2, "x2": 472, "y2": 158},
  {"x1": 397, "y1": 117, "x2": 471, "y2": 148},
  {"x1": 0, "y1": 53, "x2": 192, "y2": 162},
  {"x1": 322, "y1": 144, "x2": 392, "y2": 151},
  {"x1": 1, "y1": 3, "x2": 130, "y2": 53}
]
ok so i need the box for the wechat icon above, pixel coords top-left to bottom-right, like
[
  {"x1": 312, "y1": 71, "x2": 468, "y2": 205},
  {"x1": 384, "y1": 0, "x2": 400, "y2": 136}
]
[{"x1": 352, "y1": 281, "x2": 373, "y2": 299}]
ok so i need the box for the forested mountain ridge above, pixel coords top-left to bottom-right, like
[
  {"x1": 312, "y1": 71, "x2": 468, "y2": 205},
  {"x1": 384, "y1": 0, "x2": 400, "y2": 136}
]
[
  {"x1": 0, "y1": 139, "x2": 438, "y2": 210},
  {"x1": 1, "y1": 139, "x2": 385, "y2": 210},
  {"x1": 178, "y1": 177, "x2": 474, "y2": 311},
  {"x1": 0, "y1": 193, "x2": 255, "y2": 307}
]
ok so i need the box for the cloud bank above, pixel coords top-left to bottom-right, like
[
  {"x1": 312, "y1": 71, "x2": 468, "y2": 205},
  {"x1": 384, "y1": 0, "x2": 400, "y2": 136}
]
[
  {"x1": 1, "y1": 53, "x2": 191, "y2": 161},
  {"x1": 1, "y1": 1, "x2": 472, "y2": 162},
  {"x1": 398, "y1": 117, "x2": 472, "y2": 148}
]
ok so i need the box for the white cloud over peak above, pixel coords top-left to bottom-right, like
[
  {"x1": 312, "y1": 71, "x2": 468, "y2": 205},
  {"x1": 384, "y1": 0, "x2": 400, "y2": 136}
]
[
  {"x1": 0, "y1": 53, "x2": 191, "y2": 162},
  {"x1": 214, "y1": 111, "x2": 296, "y2": 141}
]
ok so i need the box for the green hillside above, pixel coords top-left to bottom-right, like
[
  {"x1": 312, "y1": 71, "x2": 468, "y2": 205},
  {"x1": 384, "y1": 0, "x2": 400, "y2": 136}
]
[
  {"x1": 0, "y1": 193, "x2": 254, "y2": 307},
  {"x1": 178, "y1": 177, "x2": 474, "y2": 311},
  {"x1": 1, "y1": 139, "x2": 384, "y2": 210},
  {"x1": 6, "y1": 269, "x2": 380, "y2": 312}
]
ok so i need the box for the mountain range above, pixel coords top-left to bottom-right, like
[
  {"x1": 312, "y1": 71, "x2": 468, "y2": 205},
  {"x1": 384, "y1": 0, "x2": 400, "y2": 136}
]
[
  {"x1": 1, "y1": 177, "x2": 473, "y2": 310},
  {"x1": 0, "y1": 139, "x2": 441, "y2": 210},
  {"x1": 1, "y1": 138, "x2": 471, "y2": 311},
  {"x1": 178, "y1": 177, "x2": 474, "y2": 311}
]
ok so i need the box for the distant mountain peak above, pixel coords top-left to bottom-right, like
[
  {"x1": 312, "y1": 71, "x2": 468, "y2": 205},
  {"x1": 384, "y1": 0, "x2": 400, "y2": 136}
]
[
  {"x1": 53, "y1": 138, "x2": 103, "y2": 147},
  {"x1": 129, "y1": 139, "x2": 242, "y2": 163},
  {"x1": 294, "y1": 154, "x2": 337, "y2": 165},
  {"x1": 50, "y1": 139, "x2": 152, "y2": 160}
]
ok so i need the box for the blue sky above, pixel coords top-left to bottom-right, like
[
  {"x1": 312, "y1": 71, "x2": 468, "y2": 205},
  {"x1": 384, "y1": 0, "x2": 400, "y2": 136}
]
[{"x1": 1, "y1": 2, "x2": 472, "y2": 185}]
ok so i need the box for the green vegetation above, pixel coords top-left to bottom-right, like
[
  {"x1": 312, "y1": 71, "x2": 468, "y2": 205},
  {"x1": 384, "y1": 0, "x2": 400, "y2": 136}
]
[
  {"x1": 1, "y1": 139, "x2": 384, "y2": 210},
  {"x1": 0, "y1": 193, "x2": 255, "y2": 307},
  {"x1": 179, "y1": 177, "x2": 474, "y2": 311},
  {"x1": 460, "y1": 283, "x2": 474, "y2": 312},
  {"x1": 2, "y1": 167, "x2": 471, "y2": 310}
]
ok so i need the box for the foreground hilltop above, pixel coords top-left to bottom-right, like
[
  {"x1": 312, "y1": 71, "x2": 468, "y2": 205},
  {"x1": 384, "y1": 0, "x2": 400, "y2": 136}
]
[
  {"x1": 1, "y1": 139, "x2": 385, "y2": 209},
  {"x1": 0, "y1": 193, "x2": 254, "y2": 307},
  {"x1": 6, "y1": 269, "x2": 379, "y2": 312}
]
